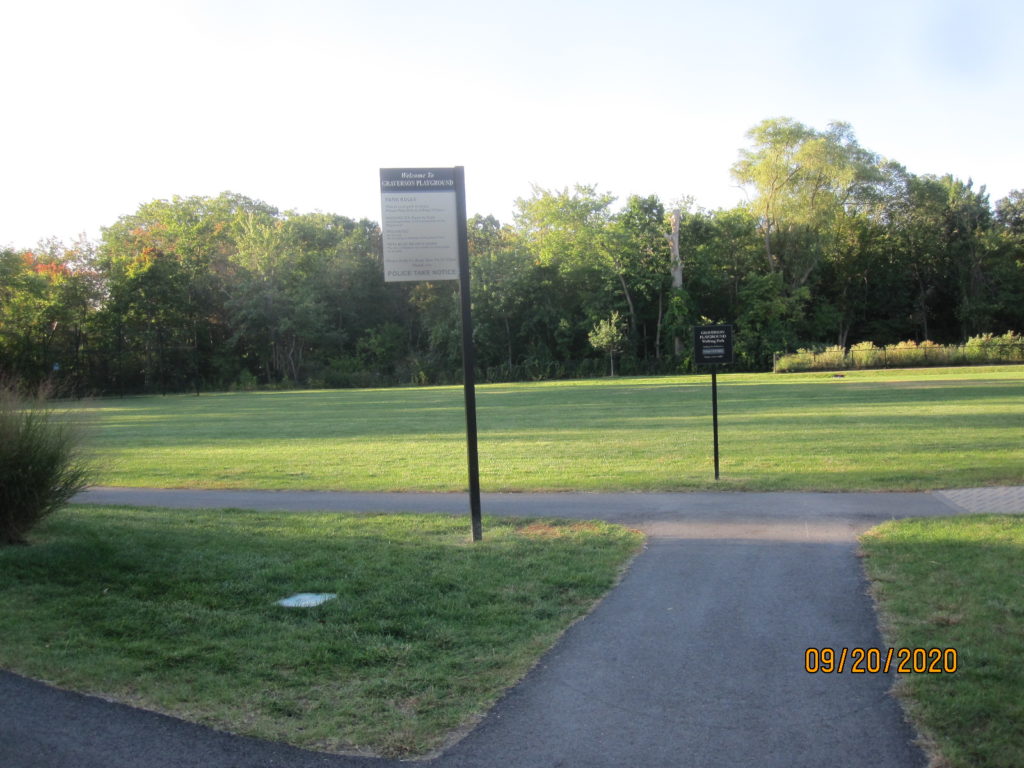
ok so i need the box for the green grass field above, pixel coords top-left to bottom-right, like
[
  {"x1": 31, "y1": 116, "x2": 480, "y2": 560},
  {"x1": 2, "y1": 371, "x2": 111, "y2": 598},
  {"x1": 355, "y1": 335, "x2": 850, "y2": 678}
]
[
  {"x1": 13, "y1": 366, "x2": 1021, "y2": 763},
  {"x1": 861, "y1": 514, "x2": 1024, "y2": 768},
  {"x1": 0, "y1": 506, "x2": 642, "y2": 757},
  {"x1": 72, "y1": 366, "x2": 1024, "y2": 492}
]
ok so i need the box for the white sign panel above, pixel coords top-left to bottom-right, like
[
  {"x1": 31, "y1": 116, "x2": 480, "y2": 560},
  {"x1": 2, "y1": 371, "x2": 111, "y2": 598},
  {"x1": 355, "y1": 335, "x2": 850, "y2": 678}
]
[{"x1": 380, "y1": 168, "x2": 459, "y2": 282}]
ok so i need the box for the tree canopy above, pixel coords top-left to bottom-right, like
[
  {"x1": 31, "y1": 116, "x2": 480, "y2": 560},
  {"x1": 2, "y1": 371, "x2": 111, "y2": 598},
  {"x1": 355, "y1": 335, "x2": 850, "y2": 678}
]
[{"x1": 2, "y1": 118, "x2": 1022, "y2": 393}]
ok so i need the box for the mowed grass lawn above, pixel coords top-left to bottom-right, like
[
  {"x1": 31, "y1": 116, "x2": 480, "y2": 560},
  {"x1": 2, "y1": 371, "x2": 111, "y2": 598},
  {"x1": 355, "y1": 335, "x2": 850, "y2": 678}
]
[
  {"x1": 0, "y1": 506, "x2": 643, "y2": 757},
  {"x1": 10, "y1": 367, "x2": 1021, "y2": 763},
  {"x1": 73, "y1": 366, "x2": 1024, "y2": 492},
  {"x1": 861, "y1": 514, "x2": 1024, "y2": 768}
]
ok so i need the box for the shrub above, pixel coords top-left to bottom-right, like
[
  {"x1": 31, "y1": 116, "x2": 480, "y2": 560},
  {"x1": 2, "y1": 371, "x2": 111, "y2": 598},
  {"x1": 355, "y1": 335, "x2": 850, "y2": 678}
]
[
  {"x1": 884, "y1": 340, "x2": 919, "y2": 367},
  {"x1": 849, "y1": 341, "x2": 882, "y2": 369},
  {"x1": 774, "y1": 348, "x2": 815, "y2": 373},
  {"x1": 0, "y1": 384, "x2": 92, "y2": 545},
  {"x1": 961, "y1": 331, "x2": 1023, "y2": 363},
  {"x1": 1003, "y1": 331, "x2": 1024, "y2": 362},
  {"x1": 917, "y1": 339, "x2": 949, "y2": 365},
  {"x1": 774, "y1": 332, "x2": 1023, "y2": 373},
  {"x1": 231, "y1": 369, "x2": 259, "y2": 391},
  {"x1": 816, "y1": 345, "x2": 847, "y2": 370}
]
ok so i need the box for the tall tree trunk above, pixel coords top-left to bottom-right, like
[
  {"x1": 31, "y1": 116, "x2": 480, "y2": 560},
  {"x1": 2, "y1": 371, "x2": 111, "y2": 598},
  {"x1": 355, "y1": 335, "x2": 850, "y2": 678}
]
[
  {"x1": 655, "y1": 291, "x2": 663, "y2": 360},
  {"x1": 669, "y1": 209, "x2": 682, "y2": 289},
  {"x1": 838, "y1": 320, "x2": 850, "y2": 349},
  {"x1": 617, "y1": 272, "x2": 638, "y2": 345},
  {"x1": 763, "y1": 227, "x2": 776, "y2": 273},
  {"x1": 667, "y1": 209, "x2": 684, "y2": 356},
  {"x1": 916, "y1": 276, "x2": 930, "y2": 341}
]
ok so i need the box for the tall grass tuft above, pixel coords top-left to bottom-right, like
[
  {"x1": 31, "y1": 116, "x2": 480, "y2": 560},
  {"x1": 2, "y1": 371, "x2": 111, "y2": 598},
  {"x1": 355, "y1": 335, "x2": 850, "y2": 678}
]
[{"x1": 0, "y1": 383, "x2": 92, "y2": 545}]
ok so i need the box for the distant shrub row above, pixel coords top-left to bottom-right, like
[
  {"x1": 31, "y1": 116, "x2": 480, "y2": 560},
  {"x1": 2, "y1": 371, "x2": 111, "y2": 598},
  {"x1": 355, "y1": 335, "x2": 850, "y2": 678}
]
[{"x1": 773, "y1": 332, "x2": 1024, "y2": 373}]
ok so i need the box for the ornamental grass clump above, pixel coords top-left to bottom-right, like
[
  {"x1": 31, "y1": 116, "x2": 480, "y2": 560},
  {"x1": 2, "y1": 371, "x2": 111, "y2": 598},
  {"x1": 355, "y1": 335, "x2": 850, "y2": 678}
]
[
  {"x1": 965, "y1": 331, "x2": 1023, "y2": 364},
  {"x1": 849, "y1": 341, "x2": 882, "y2": 369},
  {"x1": 0, "y1": 383, "x2": 92, "y2": 545},
  {"x1": 774, "y1": 348, "x2": 815, "y2": 373},
  {"x1": 816, "y1": 345, "x2": 847, "y2": 370},
  {"x1": 884, "y1": 339, "x2": 925, "y2": 367},
  {"x1": 775, "y1": 332, "x2": 1022, "y2": 373}
]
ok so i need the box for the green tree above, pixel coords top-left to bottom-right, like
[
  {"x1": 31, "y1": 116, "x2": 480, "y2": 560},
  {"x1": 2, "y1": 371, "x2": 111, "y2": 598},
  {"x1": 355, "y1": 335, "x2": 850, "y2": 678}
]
[
  {"x1": 227, "y1": 209, "x2": 393, "y2": 386},
  {"x1": 588, "y1": 311, "x2": 627, "y2": 376},
  {"x1": 944, "y1": 177, "x2": 995, "y2": 338},
  {"x1": 610, "y1": 195, "x2": 672, "y2": 360},
  {"x1": 97, "y1": 193, "x2": 258, "y2": 392},
  {"x1": 515, "y1": 186, "x2": 681, "y2": 368},
  {"x1": 467, "y1": 215, "x2": 537, "y2": 377},
  {"x1": 807, "y1": 209, "x2": 891, "y2": 347},
  {"x1": 732, "y1": 118, "x2": 884, "y2": 292},
  {"x1": 989, "y1": 191, "x2": 1024, "y2": 332},
  {"x1": 994, "y1": 190, "x2": 1024, "y2": 237},
  {"x1": 735, "y1": 273, "x2": 808, "y2": 368},
  {"x1": 514, "y1": 185, "x2": 620, "y2": 318},
  {"x1": 0, "y1": 242, "x2": 100, "y2": 392},
  {"x1": 662, "y1": 207, "x2": 764, "y2": 368},
  {"x1": 883, "y1": 173, "x2": 996, "y2": 341}
]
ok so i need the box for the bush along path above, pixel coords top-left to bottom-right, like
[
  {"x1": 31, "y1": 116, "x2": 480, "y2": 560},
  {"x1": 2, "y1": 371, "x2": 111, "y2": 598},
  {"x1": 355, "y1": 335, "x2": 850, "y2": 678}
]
[{"x1": 0, "y1": 383, "x2": 91, "y2": 545}]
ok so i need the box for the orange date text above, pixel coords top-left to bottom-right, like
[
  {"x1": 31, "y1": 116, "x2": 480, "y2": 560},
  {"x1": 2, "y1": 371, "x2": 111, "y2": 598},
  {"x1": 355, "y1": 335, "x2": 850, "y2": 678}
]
[{"x1": 804, "y1": 647, "x2": 958, "y2": 674}]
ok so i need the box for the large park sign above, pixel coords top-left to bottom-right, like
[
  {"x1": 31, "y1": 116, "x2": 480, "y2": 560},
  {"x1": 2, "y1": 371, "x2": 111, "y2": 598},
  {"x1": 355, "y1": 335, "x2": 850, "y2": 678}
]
[
  {"x1": 379, "y1": 168, "x2": 483, "y2": 541},
  {"x1": 380, "y1": 168, "x2": 460, "y2": 282}
]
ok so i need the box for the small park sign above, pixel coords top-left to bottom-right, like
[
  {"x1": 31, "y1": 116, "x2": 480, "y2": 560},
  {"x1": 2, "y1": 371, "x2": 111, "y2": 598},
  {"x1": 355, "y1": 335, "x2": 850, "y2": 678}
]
[
  {"x1": 692, "y1": 323, "x2": 734, "y2": 481},
  {"x1": 693, "y1": 324, "x2": 734, "y2": 366}
]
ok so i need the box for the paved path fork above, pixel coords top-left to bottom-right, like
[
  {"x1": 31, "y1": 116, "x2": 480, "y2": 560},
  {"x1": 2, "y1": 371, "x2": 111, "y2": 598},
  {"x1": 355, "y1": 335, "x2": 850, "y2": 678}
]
[{"x1": 4, "y1": 487, "x2": 1019, "y2": 767}]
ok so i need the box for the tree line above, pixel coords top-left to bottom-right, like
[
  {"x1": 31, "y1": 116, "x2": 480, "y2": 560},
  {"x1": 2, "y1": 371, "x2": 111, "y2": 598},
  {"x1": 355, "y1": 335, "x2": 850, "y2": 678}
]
[{"x1": 2, "y1": 117, "x2": 1023, "y2": 395}]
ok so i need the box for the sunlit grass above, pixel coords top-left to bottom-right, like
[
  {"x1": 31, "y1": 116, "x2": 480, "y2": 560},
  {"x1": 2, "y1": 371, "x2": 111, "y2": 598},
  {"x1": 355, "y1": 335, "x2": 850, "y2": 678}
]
[
  {"x1": 69, "y1": 366, "x2": 1024, "y2": 492},
  {"x1": 861, "y1": 514, "x2": 1024, "y2": 768},
  {"x1": 0, "y1": 505, "x2": 643, "y2": 757}
]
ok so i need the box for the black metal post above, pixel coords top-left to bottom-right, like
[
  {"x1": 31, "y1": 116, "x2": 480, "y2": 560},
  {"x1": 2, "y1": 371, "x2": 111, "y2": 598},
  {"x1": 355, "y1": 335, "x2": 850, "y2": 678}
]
[
  {"x1": 711, "y1": 367, "x2": 720, "y2": 480},
  {"x1": 454, "y1": 166, "x2": 483, "y2": 541}
]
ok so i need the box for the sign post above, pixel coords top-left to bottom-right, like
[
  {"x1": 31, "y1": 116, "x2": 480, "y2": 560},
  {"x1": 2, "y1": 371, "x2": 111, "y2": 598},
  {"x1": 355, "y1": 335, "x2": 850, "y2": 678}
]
[
  {"x1": 381, "y1": 167, "x2": 482, "y2": 541},
  {"x1": 693, "y1": 324, "x2": 734, "y2": 480}
]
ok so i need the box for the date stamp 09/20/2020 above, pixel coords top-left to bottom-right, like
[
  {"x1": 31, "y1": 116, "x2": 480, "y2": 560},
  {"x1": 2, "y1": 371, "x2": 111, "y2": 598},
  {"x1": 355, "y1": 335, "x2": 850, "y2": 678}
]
[{"x1": 804, "y1": 647, "x2": 959, "y2": 674}]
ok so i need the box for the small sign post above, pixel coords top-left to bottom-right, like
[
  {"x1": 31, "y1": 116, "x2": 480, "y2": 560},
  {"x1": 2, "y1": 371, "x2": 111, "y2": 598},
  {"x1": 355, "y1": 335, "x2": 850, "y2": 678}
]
[
  {"x1": 693, "y1": 324, "x2": 734, "y2": 480},
  {"x1": 381, "y1": 167, "x2": 482, "y2": 541}
]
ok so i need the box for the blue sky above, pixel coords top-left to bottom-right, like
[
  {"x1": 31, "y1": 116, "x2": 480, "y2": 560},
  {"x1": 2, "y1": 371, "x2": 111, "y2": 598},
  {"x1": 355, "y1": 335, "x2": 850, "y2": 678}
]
[{"x1": 3, "y1": 0, "x2": 1021, "y2": 249}]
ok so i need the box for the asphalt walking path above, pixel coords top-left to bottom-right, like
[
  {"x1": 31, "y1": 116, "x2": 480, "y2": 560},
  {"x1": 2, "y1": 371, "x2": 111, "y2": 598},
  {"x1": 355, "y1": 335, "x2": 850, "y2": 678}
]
[{"x1": 4, "y1": 486, "x2": 1023, "y2": 768}]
